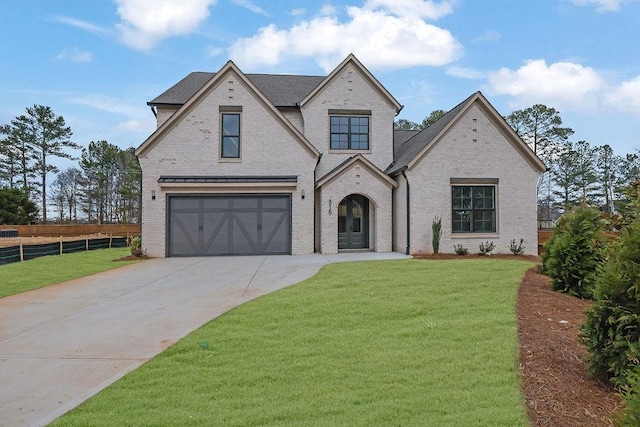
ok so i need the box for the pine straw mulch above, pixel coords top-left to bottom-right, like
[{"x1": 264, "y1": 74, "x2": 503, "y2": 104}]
[{"x1": 518, "y1": 266, "x2": 624, "y2": 426}]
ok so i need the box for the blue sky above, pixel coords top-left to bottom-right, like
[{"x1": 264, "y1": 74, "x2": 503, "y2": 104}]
[{"x1": 1, "y1": 0, "x2": 639, "y2": 172}]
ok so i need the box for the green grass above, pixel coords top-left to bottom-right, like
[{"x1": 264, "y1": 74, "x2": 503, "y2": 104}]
[
  {"x1": 0, "y1": 247, "x2": 139, "y2": 298},
  {"x1": 53, "y1": 259, "x2": 534, "y2": 426}
]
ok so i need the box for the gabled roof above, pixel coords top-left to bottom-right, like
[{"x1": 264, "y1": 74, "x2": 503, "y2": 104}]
[
  {"x1": 386, "y1": 91, "x2": 546, "y2": 175},
  {"x1": 316, "y1": 154, "x2": 397, "y2": 189},
  {"x1": 148, "y1": 72, "x2": 325, "y2": 108},
  {"x1": 393, "y1": 129, "x2": 420, "y2": 157},
  {"x1": 300, "y1": 54, "x2": 403, "y2": 113},
  {"x1": 136, "y1": 60, "x2": 320, "y2": 158}
]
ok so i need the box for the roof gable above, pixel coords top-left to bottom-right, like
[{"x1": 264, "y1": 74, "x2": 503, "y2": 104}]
[
  {"x1": 300, "y1": 54, "x2": 402, "y2": 113},
  {"x1": 316, "y1": 154, "x2": 397, "y2": 189},
  {"x1": 136, "y1": 60, "x2": 320, "y2": 158},
  {"x1": 387, "y1": 92, "x2": 546, "y2": 175}
]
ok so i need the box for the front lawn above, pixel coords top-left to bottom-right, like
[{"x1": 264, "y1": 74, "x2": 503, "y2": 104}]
[
  {"x1": 0, "y1": 247, "x2": 139, "y2": 298},
  {"x1": 54, "y1": 259, "x2": 533, "y2": 426}
]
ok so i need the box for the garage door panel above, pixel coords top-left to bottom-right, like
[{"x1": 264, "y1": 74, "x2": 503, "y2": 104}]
[
  {"x1": 231, "y1": 213, "x2": 259, "y2": 254},
  {"x1": 170, "y1": 212, "x2": 200, "y2": 255},
  {"x1": 168, "y1": 195, "x2": 291, "y2": 256},
  {"x1": 203, "y1": 213, "x2": 229, "y2": 255},
  {"x1": 261, "y1": 211, "x2": 288, "y2": 253}
]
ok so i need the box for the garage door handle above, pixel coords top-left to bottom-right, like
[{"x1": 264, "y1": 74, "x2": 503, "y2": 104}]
[
  {"x1": 258, "y1": 224, "x2": 262, "y2": 231},
  {"x1": 199, "y1": 225, "x2": 203, "y2": 231}
]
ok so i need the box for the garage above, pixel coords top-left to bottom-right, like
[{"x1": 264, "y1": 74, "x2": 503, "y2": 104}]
[{"x1": 167, "y1": 194, "x2": 291, "y2": 256}]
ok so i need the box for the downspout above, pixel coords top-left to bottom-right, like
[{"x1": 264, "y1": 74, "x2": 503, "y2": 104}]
[
  {"x1": 402, "y1": 170, "x2": 410, "y2": 255},
  {"x1": 313, "y1": 153, "x2": 323, "y2": 253},
  {"x1": 149, "y1": 105, "x2": 157, "y2": 118}
]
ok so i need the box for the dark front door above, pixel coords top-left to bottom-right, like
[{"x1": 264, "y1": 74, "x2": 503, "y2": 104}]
[
  {"x1": 338, "y1": 194, "x2": 369, "y2": 250},
  {"x1": 168, "y1": 195, "x2": 291, "y2": 256}
]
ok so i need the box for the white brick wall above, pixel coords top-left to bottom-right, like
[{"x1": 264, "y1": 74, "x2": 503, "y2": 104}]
[
  {"x1": 301, "y1": 64, "x2": 396, "y2": 179},
  {"x1": 318, "y1": 162, "x2": 394, "y2": 254},
  {"x1": 403, "y1": 103, "x2": 540, "y2": 255},
  {"x1": 139, "y1": 69, "x2": 317, "y2": 257}
]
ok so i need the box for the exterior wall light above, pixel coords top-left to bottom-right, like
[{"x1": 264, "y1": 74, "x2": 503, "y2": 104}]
[
  {"x1": 151, "y1": 190, "x2": 156, "y2": 200},
  {"x1": 301, "y1": 190, "x2": 305, "y2": 200}
]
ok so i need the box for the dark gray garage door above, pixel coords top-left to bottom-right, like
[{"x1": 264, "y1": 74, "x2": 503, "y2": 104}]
[{"x1": 168, "y1": 194, "x2": 291, "y2": 256}]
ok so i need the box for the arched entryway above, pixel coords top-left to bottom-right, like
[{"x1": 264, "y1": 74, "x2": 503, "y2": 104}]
[{"x1": 338, "y1": 194, "x2": 370, "y2": 249}]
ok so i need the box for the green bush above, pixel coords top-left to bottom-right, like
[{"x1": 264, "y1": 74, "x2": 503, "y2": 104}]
[
  {"x1": 509, "y1": 238, "x2": 526, "y2": 255},
  {"x1": 478, "y1": 241, "x2": 495, "y2": 255},
  {"x1": 130, "y1": 236, "x2": 143, "y2": 257},
  {"x1": 453, "y1": 244, "x2": 468, "y2": 255},
  {"x1": 541, "y1": 206, "x2": 606, "y2": 299},
  {"x1": 432, "y1": 216, "x2": 442, "y2": 254},
  {"x1": 618, "y1": 368, "x2": 640, "y2": 426},
  {"x1": 581, "y1": 218, "x2": 640, "y2": 385}
]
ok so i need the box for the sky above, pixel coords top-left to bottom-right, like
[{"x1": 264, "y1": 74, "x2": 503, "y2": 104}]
[{"x1": 1, "y1": 0, "x2": 639, "y2": 173}]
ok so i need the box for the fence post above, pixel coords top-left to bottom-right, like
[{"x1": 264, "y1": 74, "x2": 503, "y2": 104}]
[
  {"x1": 109, "y1": 234, "x2": 113, "y2": 249},
  {"x1": 59, "y1": 236, "x2": 63, "y2": 255},
  {"x1": 86, "y1": 235, "x2": 89, "y2": 252},
  {"x1": 19, "y1": 239, "x2": 24, "y2": 262}
]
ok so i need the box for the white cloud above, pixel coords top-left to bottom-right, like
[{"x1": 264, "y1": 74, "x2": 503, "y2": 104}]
[
  {"x1": 571, "y1": 0, "x2": 635, "y2": 12},
  {"x1": 55, "y1": 47, "x2": 92, "y2": 63},
  {"x1": 114, "y1": 0, "x2": 217, "y2": 50},
  {"x1": 69, "y1": 94, "x2": 155, "y2": 134},
  {"x1": 54, "y1": 16, "x2": 108, "y2": 34},
  {"x1": 319, "y1": 4, "x2": 338, "y2": 16},
  {"x1": 485, "y1": 59, "x2": 604, "y2": 110},
  {"x1": 229, "y1": 1, "x2": 461, "y2": 72},
  {"x1": 207, "y1": 46, "x2": 224, "y2": 56},
  {"x1": 607, "y1": 75, "x2": 640, "y2": 113},
  {"x1": 362, "y1": 0, "x2": 455, "y2": 19},
  {"x1": 232, "y1": 0, "x2": 269, "y2": 16},
  {"x1": 471, "y1": 29, "x2": 500, "y2": 44},
  {"x1": 446, "y1": 66, "x2": 483, "y2": 79},
  {"x1": 291, "y1": 8, "x2": 306, "y2": 16},
  {"x1": 69, "y1": 94, "x2": 142, "y2": 117},
  {"x1": 117, "y1": 119, "x2": 149, "y2": 132}
]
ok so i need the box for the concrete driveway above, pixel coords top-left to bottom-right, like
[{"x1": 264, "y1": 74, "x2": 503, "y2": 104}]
[{"x1": 0, "y1": 252, "x2": 408, "y2": 427}]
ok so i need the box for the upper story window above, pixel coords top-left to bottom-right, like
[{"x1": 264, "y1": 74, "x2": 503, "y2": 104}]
[
  {"x1": 221, "y1": 111, "x2": 241, "y2": 158},
  {"x1": 452, "y1": 184, "x2": 496, "y2": 233},
  {"x1": 330, "y1": 116, "x2": 369, "y2": 150}
]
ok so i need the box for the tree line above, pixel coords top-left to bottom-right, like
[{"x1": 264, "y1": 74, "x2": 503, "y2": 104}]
[
  {"x1": 395, "y1": 104, "x2": 640, "y2": 223},
  {"x1": 0, "y1": 105, "x2": 141, "y2": 224}
]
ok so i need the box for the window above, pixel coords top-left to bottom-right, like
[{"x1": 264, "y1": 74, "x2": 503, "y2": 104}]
[
  {"x1": 221, "y1": 113, "x2": 240, "y2": 158},
  {"x1": 330, "y1": 116, "x2": 369, "y2": 150},
  {"x1": 452, "y1": 185, "x2": 496, "y2": 233}
]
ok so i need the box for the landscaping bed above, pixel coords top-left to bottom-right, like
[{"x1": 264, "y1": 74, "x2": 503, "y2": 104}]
[{"x1": 518, "y1": 267, "x2": 623, "y2": 426}]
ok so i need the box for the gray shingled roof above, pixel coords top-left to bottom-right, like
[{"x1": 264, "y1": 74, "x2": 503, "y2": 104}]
[
  {"x1": 148, "y1": 72, "x2": 325, "y2": 108},
  {"x1": 386, "y1": 92, "x2": 479, "y2": 176},
  {"x1": 393, "y1": 129, "x2": 420, "y2": 157}
]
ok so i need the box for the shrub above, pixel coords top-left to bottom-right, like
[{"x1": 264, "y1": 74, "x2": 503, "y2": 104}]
[
  {"x1": 432, "y1": 216, "x2": 442, "y2": 254},
  {"x1": 509, "y1": 238, "x2": 526, "y2": 255},
  {"x1": 542, "y1": 206, "x2": 606, "y2": 299},
  {"x1": 478, "y1": 241, "x2": 495, "y2": 255},
  {"x1": 453, "y1": 244, "x2": 468, "y2": 255},
  {"x1": 581, "y1": 217, "x2": 640, "y2": 385},
  {"x1": 618, "y1": 368, "x2": 640, "y2": 426},
  {"x1": 130, "y1": 236, "x2": 143, "y2": 257}
]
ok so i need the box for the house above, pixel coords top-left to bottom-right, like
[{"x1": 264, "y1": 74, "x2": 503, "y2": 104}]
[{"x1": 135, "y1": 54, "x2": 545, "y2": 257}]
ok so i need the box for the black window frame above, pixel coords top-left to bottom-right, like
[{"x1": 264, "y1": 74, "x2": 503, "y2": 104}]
[
  {"x1": 330, "y1": 116, "x2": 370, "y2": 150},
  {"x1": 221, "y1": 113, "x2": 241, "y2": 158},
  {"x1": 451, "y1": 185, "x2": 496, "y2": 233}
]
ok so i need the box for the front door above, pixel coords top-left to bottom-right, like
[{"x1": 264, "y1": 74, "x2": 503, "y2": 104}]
[{"x1": 338, "y1": 194, "x2": 369, "y2": 249}]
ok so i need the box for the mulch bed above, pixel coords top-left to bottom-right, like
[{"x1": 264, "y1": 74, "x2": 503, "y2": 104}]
[{"x1": 517, "y1": 266, "x2": 624, "y2": 426}]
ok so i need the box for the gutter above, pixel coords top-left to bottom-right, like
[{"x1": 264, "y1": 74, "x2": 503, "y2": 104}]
[{"x1": 401, "y1": 170, "x2": 410, "y2": 256}]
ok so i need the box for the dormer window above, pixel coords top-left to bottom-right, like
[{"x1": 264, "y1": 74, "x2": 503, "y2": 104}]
[{"x1": 330, "y1": 112, "x2": 370, "y2": 150}]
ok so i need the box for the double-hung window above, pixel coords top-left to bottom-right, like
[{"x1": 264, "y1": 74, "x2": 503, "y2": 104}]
[
  {"x1": 220, "y1": 109, "x2": 241, "y2": 159},
  {"x1": 452, "y1": 184, "x2": 496, "y2": 233},
  {"x1": 330, "y1": 115, "x2": 369, "y2": 150}
]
